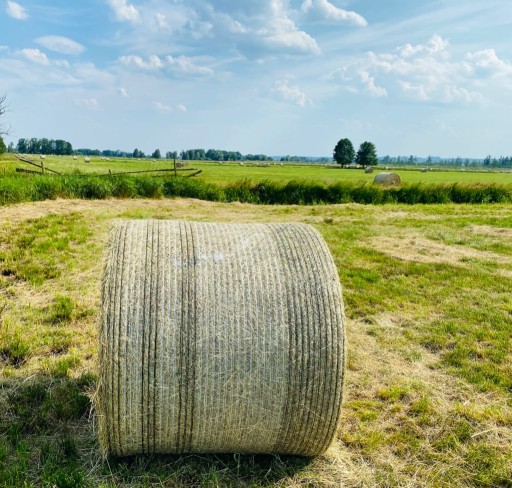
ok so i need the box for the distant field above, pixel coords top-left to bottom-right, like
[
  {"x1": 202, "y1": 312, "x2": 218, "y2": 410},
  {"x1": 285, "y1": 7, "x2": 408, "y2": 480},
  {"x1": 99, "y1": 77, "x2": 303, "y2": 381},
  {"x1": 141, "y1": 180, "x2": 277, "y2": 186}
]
[{"x1": 2, "y1": 154, "x2": 512, "y2": 186}]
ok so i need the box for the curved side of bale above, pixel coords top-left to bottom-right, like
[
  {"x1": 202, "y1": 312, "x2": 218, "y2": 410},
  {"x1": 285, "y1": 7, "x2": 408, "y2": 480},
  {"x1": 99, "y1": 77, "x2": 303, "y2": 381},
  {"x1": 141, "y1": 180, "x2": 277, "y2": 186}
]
[
  {"x1": 373, "y1": 172, "x2": 401, "y2": 186},
  {"x1": 98, "y1": 220, "x2": 345, "y2": 457}
]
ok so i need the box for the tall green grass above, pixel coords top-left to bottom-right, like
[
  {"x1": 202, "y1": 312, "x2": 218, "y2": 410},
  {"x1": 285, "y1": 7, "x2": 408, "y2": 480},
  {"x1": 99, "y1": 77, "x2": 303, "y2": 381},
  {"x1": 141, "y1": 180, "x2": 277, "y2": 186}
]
[{"x1": 1, "y1": 174, "x2": 512, "y2": 205}]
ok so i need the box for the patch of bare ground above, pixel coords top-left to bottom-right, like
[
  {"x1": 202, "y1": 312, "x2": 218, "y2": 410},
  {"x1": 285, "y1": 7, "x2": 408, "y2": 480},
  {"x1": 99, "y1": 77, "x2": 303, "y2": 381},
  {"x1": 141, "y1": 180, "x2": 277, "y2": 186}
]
[{"x1": 368, "y1": 235, "x2": 512, "y2": 267}]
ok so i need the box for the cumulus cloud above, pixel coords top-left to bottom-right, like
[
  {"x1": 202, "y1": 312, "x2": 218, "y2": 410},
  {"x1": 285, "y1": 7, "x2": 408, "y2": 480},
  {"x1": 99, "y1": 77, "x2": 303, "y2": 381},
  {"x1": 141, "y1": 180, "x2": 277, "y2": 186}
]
[
  {"x1": 259, "y1": 16, "x2": 320, "y2": 54},
  {"x1": 273, "y1": 79, "x2": 311, "y2": 107},
  {"x1": 172, "y1": 1, "x2": 322, "y2": 57},
  {"x1": 119, "y1": 54, "x2": 163, "y2": 70},
  {"x1": 18, "y1": 48, "x2": 49, "y2": 65},
  {"x1": 166, "y1": 55, "x2": 213, "y2": 75},
  {"x1": 177, "y1": 104, "x2": 187, "y2": 112},
  {"x1": 331, "y1": 35, "x2": 509, "y2": 104},
  {"x1": 6, "y1": 1, "x2": 28, "y2": 20},
  {"x1": 398, "y1": 34, "x2": 449, "y2": 57},
  {"x1": 107, "y1": 0, "x2": 140, "y2": 23},
  {"x1": 35, "y1": 36, "x2": 85, "y2": 55},
  {"x1": 300, "y1": 0, "x2": 367, "y2": 26},
  {"x1": 359, "y1": 71, "x2": 387, "y2": 97},
  {"x1": 119, "y1": 53, "x2": 213, "y2": 76},
  {"x1": 466, "y1": 49, "x2": 512, "y2": 76}
]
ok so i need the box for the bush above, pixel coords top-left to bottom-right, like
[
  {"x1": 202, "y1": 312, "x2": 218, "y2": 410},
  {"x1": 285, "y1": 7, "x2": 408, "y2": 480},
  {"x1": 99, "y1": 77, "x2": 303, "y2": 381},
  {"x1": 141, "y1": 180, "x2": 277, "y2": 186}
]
[
  {"x1": 31, "y1": 177, "x2": 64, "y2": 201},
  {"x1": 135, "y1": 177, "x2": 163, "y2": 198},
  {"x1": 111, "y1": 176, "x2": 137, "y2": 198},
  {"x1": 74, "y1": 177, "x2": 114, "y2": 199}
]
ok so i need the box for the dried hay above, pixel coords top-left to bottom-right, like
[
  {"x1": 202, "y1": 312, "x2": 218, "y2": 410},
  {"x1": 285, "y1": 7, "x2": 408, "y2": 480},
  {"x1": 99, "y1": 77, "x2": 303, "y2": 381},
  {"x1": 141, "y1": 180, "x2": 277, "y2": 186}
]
[
  {"x1": 97, "y1": 220, "x2": 346, "y2": 457},
  {"x1": 373, "y1": 172, "x2": 401, "y2": 186}
]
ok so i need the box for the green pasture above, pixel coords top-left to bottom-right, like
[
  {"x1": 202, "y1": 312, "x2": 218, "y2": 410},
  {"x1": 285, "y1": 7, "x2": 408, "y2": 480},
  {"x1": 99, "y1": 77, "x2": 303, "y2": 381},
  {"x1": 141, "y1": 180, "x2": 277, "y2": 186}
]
[{"x1": 3, "y1": 154, "x2": 512, "y2": 186}]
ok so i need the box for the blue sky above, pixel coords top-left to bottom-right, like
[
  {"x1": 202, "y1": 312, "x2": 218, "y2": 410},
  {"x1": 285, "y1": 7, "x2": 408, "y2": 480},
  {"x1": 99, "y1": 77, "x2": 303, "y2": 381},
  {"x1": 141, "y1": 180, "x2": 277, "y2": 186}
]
[{"x1": 1, "y1": 0, "x2": 511, "y2": 158}]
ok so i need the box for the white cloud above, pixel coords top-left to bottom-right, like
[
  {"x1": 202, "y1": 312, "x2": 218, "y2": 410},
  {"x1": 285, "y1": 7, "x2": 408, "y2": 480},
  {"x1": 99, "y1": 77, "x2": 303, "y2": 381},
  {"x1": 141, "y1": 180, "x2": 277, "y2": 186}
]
[
  {"x1": 177, "y1": 104, "x2": 187, "y2": 112},
  {"x1": 466, "y1": 49, "x2": 512, "y2": 76},
  {"x1": 106, "y1": 0, "x2": 140, "y2": 23},
  {"x1": 359, "y1": 71, "x2": 387, "y2": 97},
  {"x1": 119, "y1": 53, "x2": 213, "y2": 76},
  {"x1": 165, "y1": 55, "x2": 213, "y2": 75},
  {"x1": 260, "y1": 16, "x2": 320, "y2": 54},
  {"x1": 119, "y1": 87, "x2": 128, "y2": 97},
  {"x1": 6, "y1": 1, "x2": 28, "y2": 20},
  {"x1": 332, "y1": 35, "x2": 508, "y2": 104},
  {"x1": 119, "y1": 54, "x2": 163, "y2": 70},
  {"x1": 273, "y1": 79, "x2": 310, "y2": 107},
  {"x1": 35, "y1": 36, "x2": 85, "y2": 56},
  {"x1": 176, "y1": 1, "x2": 322, "y2": 57},
  {"x1": 398, "y1": 34, "x2": 449, "y2": 57},
  {"x1": 155, "y1": 12, "x2": 168, "y2": 29},
  {"x1": 301, "y1": 0, "x2": 367, "y2": 26},
  {"x1": 76, "y1": 98, "x2": 100, "y2": 110},
  {"x1": 153, "y1": 101, "x2": 170, "y2": 111},
  {"x1": 18, "y1": 48, "x2": 49, "y2": 65}
]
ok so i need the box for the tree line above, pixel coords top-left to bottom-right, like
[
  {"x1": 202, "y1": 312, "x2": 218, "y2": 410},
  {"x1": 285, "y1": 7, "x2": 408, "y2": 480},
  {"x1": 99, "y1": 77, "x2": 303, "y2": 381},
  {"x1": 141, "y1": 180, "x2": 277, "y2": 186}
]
[
  {"x1": 180, "y1": 149, "x2": 271, "y2": 161},
  {"x1": 16, "y1": 138, "x2": 73, "y2": 155},
  {"x1": 280, "y1": 155, "x2": 331, "y2": 163}
]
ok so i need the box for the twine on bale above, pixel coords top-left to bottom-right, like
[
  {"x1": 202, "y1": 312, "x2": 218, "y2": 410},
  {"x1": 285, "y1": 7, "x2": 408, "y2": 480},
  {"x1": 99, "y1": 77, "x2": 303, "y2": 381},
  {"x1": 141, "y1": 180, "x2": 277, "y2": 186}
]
[{"x1": 97, "y1": 220, "x2": 345, "y2": 457}]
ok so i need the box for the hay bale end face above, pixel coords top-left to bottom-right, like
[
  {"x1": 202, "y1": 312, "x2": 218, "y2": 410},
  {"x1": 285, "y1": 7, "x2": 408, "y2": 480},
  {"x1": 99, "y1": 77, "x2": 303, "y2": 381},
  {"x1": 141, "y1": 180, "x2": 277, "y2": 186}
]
[
  {"x1": 98, "y1": 220, "x2": 345, "y2": 457},
  {"x1": 373, "y1": 172, "x2": 401, "y2": 186}
]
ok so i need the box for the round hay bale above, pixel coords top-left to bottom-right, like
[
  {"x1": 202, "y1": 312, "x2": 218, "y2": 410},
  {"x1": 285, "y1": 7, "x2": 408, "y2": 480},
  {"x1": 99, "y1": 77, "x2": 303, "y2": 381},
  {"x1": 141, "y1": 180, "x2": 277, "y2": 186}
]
[
  {"x1": 373, "y1": 172, "x2": 401, "y2": 186},
  {"x1": 364, "y1": 166, "x2": 374, "y2": 174},
  {"x1": 98, "y1": 220, "x2": 345, "y2": 457}
]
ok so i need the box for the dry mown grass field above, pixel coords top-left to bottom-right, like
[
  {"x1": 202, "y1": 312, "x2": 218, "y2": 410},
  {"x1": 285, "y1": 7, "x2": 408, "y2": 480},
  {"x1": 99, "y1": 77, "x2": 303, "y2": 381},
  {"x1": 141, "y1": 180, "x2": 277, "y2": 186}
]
[{"x1": 0, "y1": 197, "x2": 511, "y2": 487}]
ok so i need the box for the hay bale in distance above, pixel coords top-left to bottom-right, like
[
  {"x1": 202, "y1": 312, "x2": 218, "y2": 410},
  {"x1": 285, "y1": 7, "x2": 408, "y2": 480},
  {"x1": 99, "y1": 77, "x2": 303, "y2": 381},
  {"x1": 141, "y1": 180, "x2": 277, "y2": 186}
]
[
  {"x1": 364, "y1": 166, "x2": 374, "y2": 174},
  {"x1": 98, "y1": 220, "x2": 345, "y2": 457},
  {"x1": 373, "y1": 172, "x2": 401, "y2": 186}
]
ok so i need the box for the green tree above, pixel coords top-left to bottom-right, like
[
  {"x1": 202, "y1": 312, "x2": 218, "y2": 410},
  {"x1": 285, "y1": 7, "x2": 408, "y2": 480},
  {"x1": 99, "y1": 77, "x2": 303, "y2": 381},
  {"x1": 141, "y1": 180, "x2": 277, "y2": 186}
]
[
  {"x1": 333, "y1": 138, "x2": 355, "y2": 167},
  {"x1": 152, "y1": 149, "x2": 161, "y2": 159},
  {"x1": 0, "y1": 137, "x2": 5, "y2": 155},
  {"x1": 356, "y1": 141, "x2": 378, "y2": 167}
]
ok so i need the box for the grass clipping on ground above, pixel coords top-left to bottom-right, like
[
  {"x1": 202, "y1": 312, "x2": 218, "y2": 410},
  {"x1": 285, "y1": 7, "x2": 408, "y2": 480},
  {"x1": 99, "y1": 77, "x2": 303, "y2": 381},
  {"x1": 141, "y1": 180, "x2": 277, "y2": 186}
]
[{"x1": 97, "y1": 220, "x2": 346, "y2": 457}]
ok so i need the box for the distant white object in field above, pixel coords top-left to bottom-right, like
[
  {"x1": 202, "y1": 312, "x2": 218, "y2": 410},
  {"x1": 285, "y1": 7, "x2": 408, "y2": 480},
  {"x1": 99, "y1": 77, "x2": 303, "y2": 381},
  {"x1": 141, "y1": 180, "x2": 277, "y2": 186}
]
[{"x1": 84, "y1": 157, "x2": 91, "y2": 163}]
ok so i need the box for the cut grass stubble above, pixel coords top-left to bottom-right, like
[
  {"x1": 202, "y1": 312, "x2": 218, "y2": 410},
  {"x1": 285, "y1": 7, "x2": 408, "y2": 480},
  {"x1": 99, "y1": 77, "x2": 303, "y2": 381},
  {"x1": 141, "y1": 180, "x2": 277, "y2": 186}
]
[{"x1": 0, "y1": 199, "x2": 511, "y2": 487}]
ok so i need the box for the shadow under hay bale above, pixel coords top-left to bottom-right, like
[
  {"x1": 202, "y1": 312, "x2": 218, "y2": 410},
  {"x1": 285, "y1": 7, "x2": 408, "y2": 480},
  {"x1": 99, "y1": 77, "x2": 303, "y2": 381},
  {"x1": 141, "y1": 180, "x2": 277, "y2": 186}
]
[
  {"x1": 373, "y1": 172, "x2": 401, "y2": 186},
  {"x1": 98, "y1": 220, "x2": 345, "y2": 458}
]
